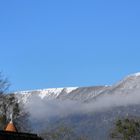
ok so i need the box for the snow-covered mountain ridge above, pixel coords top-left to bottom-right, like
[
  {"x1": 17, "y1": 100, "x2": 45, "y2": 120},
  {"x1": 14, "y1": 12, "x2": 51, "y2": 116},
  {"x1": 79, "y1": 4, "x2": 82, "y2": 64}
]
[
  {"x1": 12, "y1": 72, "x2": 140, "y2": 140},
  {"x1": 15, "y1": 72, "x2": 140, "y2": 105},
  {"x1": 15, "y1": 87, "x2": 78, "y2": 102}
]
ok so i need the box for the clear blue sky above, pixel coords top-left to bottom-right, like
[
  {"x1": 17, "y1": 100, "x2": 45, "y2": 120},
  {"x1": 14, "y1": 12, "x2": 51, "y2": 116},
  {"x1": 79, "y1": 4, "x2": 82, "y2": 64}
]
[{"x1": 0, "y1": 0, "x2": 140, "y2": 91}]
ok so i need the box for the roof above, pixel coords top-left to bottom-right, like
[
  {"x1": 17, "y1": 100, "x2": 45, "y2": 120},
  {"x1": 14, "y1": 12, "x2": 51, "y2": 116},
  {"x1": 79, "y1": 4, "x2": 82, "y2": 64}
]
[{"x1": 5, "y1": 121, "x2": 17, "y2": 132}]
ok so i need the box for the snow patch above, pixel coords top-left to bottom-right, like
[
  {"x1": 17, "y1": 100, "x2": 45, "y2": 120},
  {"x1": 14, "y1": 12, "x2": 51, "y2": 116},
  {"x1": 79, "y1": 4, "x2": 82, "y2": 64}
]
[
  {"x1": 38, "y1": 87, "x2": 78, "y2": 99},
  {"x1": 133, "y1": 72, "x2": 140, "y2": 77}
]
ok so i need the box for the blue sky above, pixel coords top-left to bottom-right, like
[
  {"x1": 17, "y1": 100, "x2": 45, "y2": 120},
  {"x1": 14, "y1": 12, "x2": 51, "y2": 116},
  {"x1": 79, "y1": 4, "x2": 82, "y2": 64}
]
[{"x1": 0, "y1": 0, "x2": 140, "y2": 91}]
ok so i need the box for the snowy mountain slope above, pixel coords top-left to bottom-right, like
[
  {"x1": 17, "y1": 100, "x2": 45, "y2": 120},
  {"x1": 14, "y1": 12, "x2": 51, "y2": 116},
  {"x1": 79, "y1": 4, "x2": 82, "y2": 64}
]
[
  {"x1": 15, "y1": 86, "x2": 110, "y2": 104},
  {"x1": 13, "y1": 72, "x2": 140, "y2": 140},
  {"x1": 16, "y1": 72, "x2": 140, "y2": 105},
  {"x1": 16, "y1": 87, "x2": 78, "y2": 103}
]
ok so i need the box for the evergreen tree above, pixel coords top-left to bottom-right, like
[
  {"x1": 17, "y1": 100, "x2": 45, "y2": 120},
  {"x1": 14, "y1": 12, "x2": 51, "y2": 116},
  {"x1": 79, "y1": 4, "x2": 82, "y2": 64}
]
[{"x1": 111, "y1": 118, "x2": 140, "y2": 140}]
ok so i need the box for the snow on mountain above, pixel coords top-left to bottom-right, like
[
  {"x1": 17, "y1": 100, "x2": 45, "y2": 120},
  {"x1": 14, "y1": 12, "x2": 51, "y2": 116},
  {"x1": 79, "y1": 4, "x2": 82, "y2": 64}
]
[
  {"x1": 13, "y1": 72, "x2": 140, "y2": 140},
  {"x1": 130, "y1": 72, "x2": 140, "y2": 77},
  {"x1": 36, "y1": 87, "x2": 78, "y2": 99},
  {"x1": 113, "y1": 72, "x2": 140, "y2": 90},
  {"x1": 15, "y1": 87, "x2": 78, "y2": 103},
  {"x1": 15, "y1": 72, "x2": 140, "y2": 104}
]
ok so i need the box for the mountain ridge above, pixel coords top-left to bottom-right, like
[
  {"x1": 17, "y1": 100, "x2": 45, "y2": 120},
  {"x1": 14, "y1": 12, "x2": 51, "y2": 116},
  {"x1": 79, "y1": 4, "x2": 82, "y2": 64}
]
[{"x1": 12, "y1": 72, "x2": 140, "y2": 140}]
